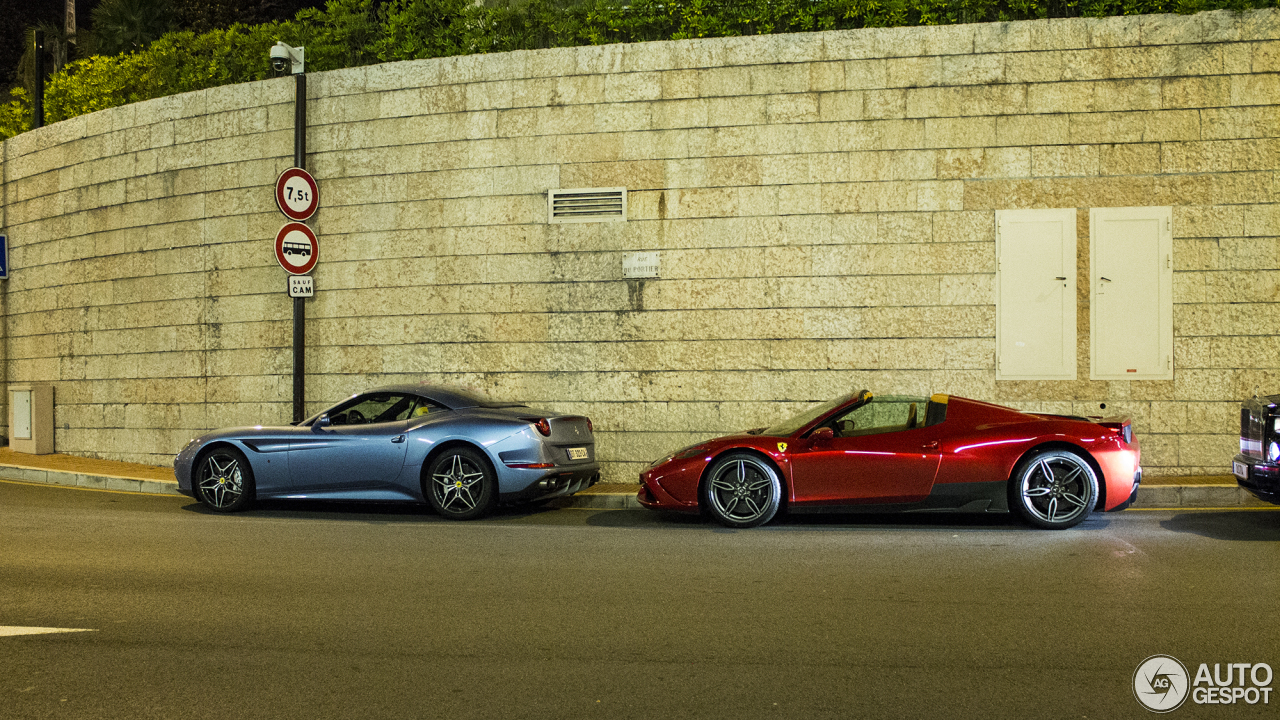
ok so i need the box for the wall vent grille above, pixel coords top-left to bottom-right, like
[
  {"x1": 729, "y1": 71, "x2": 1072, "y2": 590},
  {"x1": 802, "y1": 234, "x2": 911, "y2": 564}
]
[{"x1": 548, "y1": 188, "x2": 627, "y2": 224}]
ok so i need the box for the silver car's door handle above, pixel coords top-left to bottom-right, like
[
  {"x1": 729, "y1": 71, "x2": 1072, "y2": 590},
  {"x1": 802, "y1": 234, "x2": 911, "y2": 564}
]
[{"x1": 391, "y1": 435, "x2": 405, "y2": 443}]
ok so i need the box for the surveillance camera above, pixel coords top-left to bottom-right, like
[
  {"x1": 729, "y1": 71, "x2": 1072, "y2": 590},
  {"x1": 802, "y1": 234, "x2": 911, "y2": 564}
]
[
  {"x1": 270, "y1": 42, "x2": 304, "y2": 75},
  {"x1": 271, "y1": 44, "x2": 290, "y2": 74}
]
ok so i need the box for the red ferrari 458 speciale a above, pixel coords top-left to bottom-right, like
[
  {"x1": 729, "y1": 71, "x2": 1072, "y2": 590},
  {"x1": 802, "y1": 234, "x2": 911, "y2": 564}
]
[{"x1": 638, "y1": 391, "x2": 1141, "y2": 529}]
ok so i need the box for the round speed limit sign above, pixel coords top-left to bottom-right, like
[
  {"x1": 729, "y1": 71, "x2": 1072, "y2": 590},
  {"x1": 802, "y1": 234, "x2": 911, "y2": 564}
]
[{"x1": 275, "y1": 167, "x2": 319, "y2": 220}]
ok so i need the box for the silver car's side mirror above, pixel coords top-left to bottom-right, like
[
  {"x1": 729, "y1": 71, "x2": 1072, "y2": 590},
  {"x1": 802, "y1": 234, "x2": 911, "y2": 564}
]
[{"x1": 315, "y1": 413, "x2": 331, "y2": 429}]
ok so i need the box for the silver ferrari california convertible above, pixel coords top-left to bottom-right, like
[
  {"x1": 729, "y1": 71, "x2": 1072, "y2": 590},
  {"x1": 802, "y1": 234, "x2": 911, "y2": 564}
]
[{"x1": 174, "y1": 384, "x2": 600, "y2": 519}]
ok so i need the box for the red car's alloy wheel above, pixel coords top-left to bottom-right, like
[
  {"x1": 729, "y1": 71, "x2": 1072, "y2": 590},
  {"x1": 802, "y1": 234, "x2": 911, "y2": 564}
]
[
  {"x1": 703, "y1": 453, "x2": 782, "y2": 528},
  {"x1": 1014, "y1": 450, "x2": 1098, "y2": 529}
]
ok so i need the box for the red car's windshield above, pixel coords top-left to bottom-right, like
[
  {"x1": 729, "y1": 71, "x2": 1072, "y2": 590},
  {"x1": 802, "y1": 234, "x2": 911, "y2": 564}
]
[{"x1": 762, "y1": 392, "x2": 862, "y2": 437}]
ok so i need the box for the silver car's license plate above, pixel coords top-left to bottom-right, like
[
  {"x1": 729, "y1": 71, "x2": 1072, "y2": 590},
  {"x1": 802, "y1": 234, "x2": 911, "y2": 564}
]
[
  {"x1": 1233, "y1": 461, "x2": 1248, "y2": 480},
  {"x1": 567, "y1": 447, "x2": 588, "y2": 461}
]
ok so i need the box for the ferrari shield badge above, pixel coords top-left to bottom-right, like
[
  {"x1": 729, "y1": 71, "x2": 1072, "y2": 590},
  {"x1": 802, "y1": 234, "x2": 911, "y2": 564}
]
[{"x1": 777, "y1": 442, "x2": 787, "y2": 452}]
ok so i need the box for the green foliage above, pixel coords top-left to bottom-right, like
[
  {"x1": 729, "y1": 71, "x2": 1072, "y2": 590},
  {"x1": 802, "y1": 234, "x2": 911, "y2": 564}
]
[
  {"x1": 4, "y1": 0, "x2": 1279, "y2": 140},
  {"x1": 0, "y1": 87, "x2": 32, "y2": 139}
]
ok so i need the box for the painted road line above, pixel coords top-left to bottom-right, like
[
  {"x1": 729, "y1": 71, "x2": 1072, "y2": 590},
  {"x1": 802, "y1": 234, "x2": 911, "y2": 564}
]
[{"x1": 0, "y1": 627, "x2": 96, "y2": 637}]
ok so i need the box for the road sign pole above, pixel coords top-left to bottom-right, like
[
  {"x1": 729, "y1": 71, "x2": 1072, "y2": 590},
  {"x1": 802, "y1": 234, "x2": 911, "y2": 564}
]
[
  {"x1": 33, "y1": 30, "x2": 44, "y2": 129},
  {"x1": 292, "y1": 72, "x2": 307, "y2": 423}
]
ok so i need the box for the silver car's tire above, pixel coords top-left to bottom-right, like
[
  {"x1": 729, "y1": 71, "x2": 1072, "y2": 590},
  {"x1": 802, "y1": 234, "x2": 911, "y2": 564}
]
[
  {"x1": 195, "y1": 447, "x2": 255, "y2": 513},
  {"x1": 702, "y1": 453, "x2": 782, "y2": 528},
  {"x1": 1012, "y1": 450, "x2": 1098, "y2": 530},
  {"x1": 425, "y1": 447, "x2": 497, "y2": 521}
]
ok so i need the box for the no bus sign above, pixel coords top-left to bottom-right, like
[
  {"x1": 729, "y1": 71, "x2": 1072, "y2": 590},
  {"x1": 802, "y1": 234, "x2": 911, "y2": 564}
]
[
  {"x1": 275, "y1": 223, "x2": 319, "y2": 275},
  {"x1": 275, "y1": 167, "x2": 319, "y2": 221}
]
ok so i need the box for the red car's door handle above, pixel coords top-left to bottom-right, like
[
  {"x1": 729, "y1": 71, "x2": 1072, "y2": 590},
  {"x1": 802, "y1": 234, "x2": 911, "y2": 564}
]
[{"x1": 923, "y1": 440, "x2": 940, "y2": 450}]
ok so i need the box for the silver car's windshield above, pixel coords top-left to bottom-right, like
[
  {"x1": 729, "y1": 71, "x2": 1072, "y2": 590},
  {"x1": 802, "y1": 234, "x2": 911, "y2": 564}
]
[{"x1": 762, "y1": 392, "x2": 861, "y2": 437}]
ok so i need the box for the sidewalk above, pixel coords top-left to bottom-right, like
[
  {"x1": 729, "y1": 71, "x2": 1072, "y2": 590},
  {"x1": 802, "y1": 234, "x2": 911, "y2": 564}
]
[{"x1": 0, "y1": 447, "x2": 1267, "y2": 510}]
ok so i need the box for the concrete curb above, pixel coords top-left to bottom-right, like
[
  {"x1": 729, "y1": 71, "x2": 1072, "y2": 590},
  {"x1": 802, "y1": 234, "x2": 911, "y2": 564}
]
[
  {"x1": 0, "y1": 463, "x2": 1269, "y2": 510},
  {"x1": 0, "y1": 465, "x2": 185, "y2": 497},
  {"x1": 1130, "y1": 483, "x2": 1268, "y2": 509}
]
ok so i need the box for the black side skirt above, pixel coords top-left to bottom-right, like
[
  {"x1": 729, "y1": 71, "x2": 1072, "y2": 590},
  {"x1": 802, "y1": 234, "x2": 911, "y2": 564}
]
[{"x1": 790, "y1": 480, "x2": 1009, "y2": 515}]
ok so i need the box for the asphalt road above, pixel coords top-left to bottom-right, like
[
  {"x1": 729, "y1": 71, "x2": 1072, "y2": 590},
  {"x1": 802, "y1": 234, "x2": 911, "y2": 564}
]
[{"x1": 2, "y1": 478, "x2": 1278, "y2": 720}]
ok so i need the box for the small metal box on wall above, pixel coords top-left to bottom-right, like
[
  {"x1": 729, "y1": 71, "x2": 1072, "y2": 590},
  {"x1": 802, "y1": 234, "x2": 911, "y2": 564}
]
[{"x1": 9, "y1": 383, "x2": 54, "y2": 454}]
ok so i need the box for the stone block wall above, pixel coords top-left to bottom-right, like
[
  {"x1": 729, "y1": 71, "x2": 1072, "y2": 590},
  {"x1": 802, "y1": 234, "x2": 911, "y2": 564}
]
[{"x1": 1, "y1": 9, "x2": 1277, "y2": 479}]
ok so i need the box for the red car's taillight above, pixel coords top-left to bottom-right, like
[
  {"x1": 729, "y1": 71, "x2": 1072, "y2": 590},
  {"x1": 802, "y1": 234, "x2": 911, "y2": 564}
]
[{"x1": 533, "y1": 418, "x2": 552, "y2": 436}]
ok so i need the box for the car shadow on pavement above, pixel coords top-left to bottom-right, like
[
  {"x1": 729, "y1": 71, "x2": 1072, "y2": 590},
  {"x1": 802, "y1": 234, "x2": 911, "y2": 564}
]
[
  {"x1": 179, "y1": 498, "x2": 568, "y2": 524},
  {"x1": 586, "y1": 508, "x2": 1056, "y2": 532},
  {"x1": 1160, "y1": 509, "x2": 1280, "y2": 541}
]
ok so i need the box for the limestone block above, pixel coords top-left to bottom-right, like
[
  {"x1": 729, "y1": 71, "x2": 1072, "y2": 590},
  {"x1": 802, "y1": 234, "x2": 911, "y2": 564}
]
[
  {"x1": 660, "y1": 68, "x2": 701, "y2": 100},
  {"x1": 1097, "y1": 143, "x2": 1158, "y2": 176},
  {"x1": 1030, "y1": 17, "x2": 1092, "y2": 51},
  {"x1": 1162, "y1": 76, "x2": 1231, "y2": 109},
  {"x1": 1141, "y1": 10, "x2": 1237, "y2": 47},
  {"x1": 878, "y1": 58, "x2": 942, "y2": 97},
  {"x1": 864, "y1": 148, "x2": 934, "y2": 184},
  {"x1": 605, "y1": 72, "x2": 664, "y2": 103},
  {"x1": 1242, "y1": 204, "x2": 1280, "y2": 236},
  {"x1": 915, "y1": 180, "x2": 965, "y2": 211},
  {"x1": 1203, "y1": 269, "x2": 1280, "y2": 303},
  {"x1": 1084, "y1": 16, "x2": 1141, "y2": 50},
  {"x1": 767, "y1": 93, "x2": 819, "y2": 125},
  {"x1": 941, "y1": 53, "x2": 1005, "y2": 86},
  {"x1": 697, "y1": 66, "x2": 750, "y2": 99},
  {"x1": 749, "y1": 64, "x2": 809, "y2": 95},
  {"x1": 1229, "y1": 72, "x2": 1280, "y2": 107},
  {"x1": 937, "y1": 147, "x2": 1031, "y2": 179},
  {"x1": 975, "y1": 21, "x2": 1033, "y2": 54},
  {"x1": 1164, "y1": 139, "x2": 1280, "y2": 174},
  {"x1": 818, "y1": 91, "x2": 864, "y2": 123},
  {"x1": 587, "y1": 104, "x2": 651, "y2": 137},
  {"x1": 702, "y1": 96, "x2": 764, "y2": 129},
  {"x1": 574, "y1": 43, "x2": 625, "y2": 76},
  {"x1": 1178, "y1": 432, "x2": 1238, "y2": 467},
  {"x1": 808, "y1": 61, "x2": 844, "y2": 93},
  {"x1": 1097, "y1": 79, "x2": 1164, "y2": 111},
  {"x1": 923, "y1": 116, "x2": 997, "y2": 149},
  {"x1": 652, "y1": 98, "x2": 710, "y2": 130},
  {"x1": 861, "y1": 89, "x2": 906, "y2": 120},
  {"x1": 622, "y1": 40, "x2": 679, "y2": 74},
  {"x1": 1202, "y1": 106, "x2": 1280, "y2": 141},
  {"x1": 1178, "y1": 170, "x2": 1275, "y2": 206},
  {"x1": 1032, "y1": 145, "x2": 1100, "y2": 177}
]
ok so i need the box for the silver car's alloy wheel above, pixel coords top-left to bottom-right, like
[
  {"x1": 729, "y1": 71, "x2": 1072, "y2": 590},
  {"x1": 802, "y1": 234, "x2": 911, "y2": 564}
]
[
  {"x1": 1014, "y1": 450, "x2": 1097, "y2": 530},
  {"x1": 704, "y1": 453, "x2": 782, "y2": 528},
  {"x1": 196, "y1": 449, "x2": 254, "y2": 512},
  {"x1": 426, "y1": 448, "x2": 497, "y2": 520}
]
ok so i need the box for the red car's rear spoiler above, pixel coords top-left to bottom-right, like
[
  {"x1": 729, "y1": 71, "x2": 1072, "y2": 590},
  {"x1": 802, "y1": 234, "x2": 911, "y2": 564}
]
[{"x1": 1031, "y1": 413, "x2": 1135, "y2": 445}]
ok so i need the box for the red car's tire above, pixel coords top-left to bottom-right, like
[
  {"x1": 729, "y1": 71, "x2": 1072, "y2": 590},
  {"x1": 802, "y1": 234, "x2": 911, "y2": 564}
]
[
  {"x1": 1011, "y1": 450, "x2": 1098, "y2": 530},
  {"x1": 702, "y1": 453, "x2": 782, "y2": 528}
]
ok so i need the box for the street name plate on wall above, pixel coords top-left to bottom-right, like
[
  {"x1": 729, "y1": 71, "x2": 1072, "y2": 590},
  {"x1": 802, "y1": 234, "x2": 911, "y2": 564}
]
[{"x1": 623, "y1": 251, "x2": 660, "y2": 279}]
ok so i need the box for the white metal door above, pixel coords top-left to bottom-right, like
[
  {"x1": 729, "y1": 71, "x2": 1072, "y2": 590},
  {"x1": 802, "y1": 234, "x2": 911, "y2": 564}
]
[
  {"x1": 996, "y1": 209, "x2": 1077, "y2": 380},
  {"x1": 1090, "y1": 207, "x2": 1173, "y2": 380}
]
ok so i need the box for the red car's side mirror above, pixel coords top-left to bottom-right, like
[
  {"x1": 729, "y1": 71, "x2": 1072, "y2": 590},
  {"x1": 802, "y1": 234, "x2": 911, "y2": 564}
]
[{"x1": 810, "y1": 427, "x2": 834, "y2": 445}]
